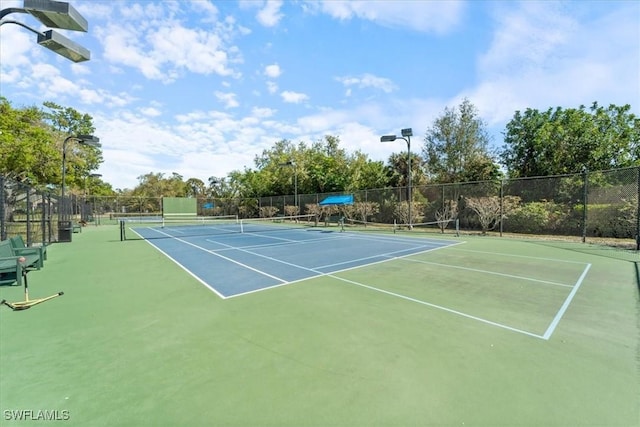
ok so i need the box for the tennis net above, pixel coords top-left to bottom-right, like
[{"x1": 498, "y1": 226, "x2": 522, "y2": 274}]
[
  {"x1": 394, "y1": 219, "x2": 460, "y2": 234},
  {"x1": 119, "y1": 214, "x2": 318, "y2": 241},
  {"x1": 338, "y1": 218, "x2": 459, "y2": 235}
]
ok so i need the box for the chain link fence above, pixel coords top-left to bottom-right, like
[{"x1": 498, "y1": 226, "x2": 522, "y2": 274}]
[{"x1": 2, "y1": 167, "x2": 638, "y2": 249}]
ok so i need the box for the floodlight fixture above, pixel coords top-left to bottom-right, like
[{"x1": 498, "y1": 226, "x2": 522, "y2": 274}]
[
  {"x1": 22, "y1": 0, "x2": 88, "y2": 32},
  {"x1": 74, "y1": 134, "x2": 101, "y2": 147},
  {"x1": 37, "y1": 29, "x2": 90, "y2": 62},
  {"x1": 1, "y1": 0, "x2": 91, "y2": 63}
]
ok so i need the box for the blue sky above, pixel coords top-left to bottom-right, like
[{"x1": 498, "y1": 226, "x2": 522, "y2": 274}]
[{"x1": 1, "y1": 0, "x2": 638, "y2": 190}]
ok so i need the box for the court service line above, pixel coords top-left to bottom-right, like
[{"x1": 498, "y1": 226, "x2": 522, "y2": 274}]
[
  {"x1": 329, "y1": 275, "x2": 545, "y2": 340},
  {"x1": 312, "y1": 243, "x2": 444, "y2": 270},
  {"x1": 226, "y1": 242, "x2": 466, "y2": 299},
  {"x1": 207, "y1": 233, "x2": 348, "y2": 252},
  {"x1": 208, "y1": 238, "x2": 326, "y2": 274},
  {"x1": 132, "y1": 231, "x2": 227, "y2": 299},
  {"x1": 213, "y1": 235, "x2": 449, "y2": 275},
  {"x1": 144, "y1": 228, "x2": 289, "y2": 285},
  {"x1": 397, "y1": 258, "x2": 574, "y2": 288},
  {"x1": 343, "y1": 233, "x2": 460, "y2": 247},
  {"x1": 542, "y1": 263, "x2": 592, "y2": 340},
  {"x1": 447, "y1": 247, "x2": 590, "y2": 265}
]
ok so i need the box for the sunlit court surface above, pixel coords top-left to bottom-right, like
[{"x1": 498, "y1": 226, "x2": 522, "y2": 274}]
[
  {"x1": 124, "y1": 216, "x2": 592, "y2": 340},
  {"x1": 1, "y1": 221, "x2": 637, "y2": 426}
]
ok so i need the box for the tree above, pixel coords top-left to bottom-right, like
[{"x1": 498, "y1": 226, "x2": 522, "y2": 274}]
[
  {"x1": 42, "y1": 101, "x2": 102, "y2": 191},
  {"x1": 422, "y1": 98, "x2": 497, "y2": 183},
  {"x1": 0, "y1": 98, "x2": 59, "y2": 185},
  {"x1": 464, "y1": 195, "x2": 520, "y2": 234},
  {"x1": 386, "y1": 152, "x2": 426, "y2": 188},
  {"x1": 185, "y1": 178, "x2": 206, "y2": 197},
  {"x1": 134, "y1": 172, "x2": 186, "y2": 198},
  {"x1": 240, "y1": 135, "x2": 391, "y2": 198},
  {"x1": 346, "y1": 151, "x2": 388, "y2": 191},
  {"x1": 434, "y1": 200, "x2": 458, "y2": 233},
  {"x1": 501, "y1": 102, "x2": 640, "y2": 177}
]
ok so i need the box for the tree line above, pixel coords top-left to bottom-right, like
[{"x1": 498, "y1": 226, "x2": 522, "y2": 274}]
[{"x1": 1, "y1": 96, "x2": 638, "y2": 202}]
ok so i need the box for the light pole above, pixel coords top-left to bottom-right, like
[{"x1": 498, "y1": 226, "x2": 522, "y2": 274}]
[
  {"x1": 279, "y1": 161, "x2": 298, "y2": 214},
  {"x1": 60, "y1": 134, "x2": 100, "y2": 241},
  {"x1": 381, "y1": 128, "x2": 413, "y2": 229},
  {"x1": 0, "y1": 0, "x2": 91, "y2": 62}
]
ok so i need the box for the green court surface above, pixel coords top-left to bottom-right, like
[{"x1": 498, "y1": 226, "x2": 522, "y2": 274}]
[{"x1": 0, "y1": 226, "x2": 638, "y2": 426}]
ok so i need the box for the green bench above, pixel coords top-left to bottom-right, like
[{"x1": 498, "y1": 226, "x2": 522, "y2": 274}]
[
  {"x1": 10, "y1": 235, "x2": 47, "y2": 262},
  {"x1": 0, "y1": 239, "x2": 43, "y2": 286}
]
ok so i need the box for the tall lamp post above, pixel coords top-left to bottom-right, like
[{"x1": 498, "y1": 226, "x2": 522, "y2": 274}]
[
  {"x1": 381, "y1": 128, "x2": 413, "y2": 229},
  {"x1": 279, "y1": 161, "x2": 298, "y2": 214},
  {"x1": 59, "y1": 134, "x2": 100, "y2": 241},
  {"x1": 0, "y1": 0, "x2": 91, "y2": 62}
]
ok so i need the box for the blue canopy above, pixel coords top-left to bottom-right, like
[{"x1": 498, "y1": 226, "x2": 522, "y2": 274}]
[{"x1": 319, "y1": 194, "x2": 354, "y2": 206}]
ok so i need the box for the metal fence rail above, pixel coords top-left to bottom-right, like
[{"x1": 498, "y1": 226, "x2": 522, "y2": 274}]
[{"x1": 2, "y1": 167, "x2": 638, "y2": 249}]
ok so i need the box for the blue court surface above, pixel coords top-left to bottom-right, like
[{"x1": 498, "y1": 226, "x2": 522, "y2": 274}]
[{"x1": 131, "y1": 225, "x2": 458, "y2": 298}]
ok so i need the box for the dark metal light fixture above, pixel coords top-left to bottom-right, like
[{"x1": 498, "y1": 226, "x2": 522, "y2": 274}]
[
  {"x1": 23, "y1": 0, "x2": 88, "y2": 32},
  {"x1": 37, "y1": 29, "x2": 90, "y2": 62},
  {"x1": 1, "y1": 0, "x2": 91, "y2": 62}
]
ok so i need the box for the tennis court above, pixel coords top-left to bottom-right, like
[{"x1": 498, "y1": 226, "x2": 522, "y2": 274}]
[
  {"x1": 0, "y1": 224, "x2": 637, "y2": 426},
  {"x1": 123, "y1": 216, "x2": 459, "y2": 298},
  {"x1": 121, "y1": 216, "x2": 593, "y2": 340}
]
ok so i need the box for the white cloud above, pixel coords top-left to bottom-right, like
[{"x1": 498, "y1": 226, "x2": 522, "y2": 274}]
[
  {"x1": 479, "y1": 2, "x2": 575, "y2": 76},
  {"x1": 264, "y1": 63, "x2": 282, "y2": 78},
  {"x1": 252, "y1": 107, "x2": 277, "y2": 118},
  {"x1": 336, "y1": 73, "x2": 397, "y2": 93},
  {"x1": 257, "y1": 0, "x2": 284, "y2": 27},
  {"x1": 469, "y1": 1, "x2": 640, "y2": 127},
  {"x1": 313, "y1": 0, "x2": 465, "y2": 34},
  {"x1": 266, "y1": 81, "x2": 278, "y2": 94},
  {"x1": 215, "y1": 91, "x2": 239, "y2": 109},
  {"x1": 281, "y1": 91, "x2": 309, "y2": 104},
  {"x1": 139, "y1": 107, "x2": 162, "y2": 117},
  {"x1": 96, "y1": 2, "x2": 242, "y2": 83}
]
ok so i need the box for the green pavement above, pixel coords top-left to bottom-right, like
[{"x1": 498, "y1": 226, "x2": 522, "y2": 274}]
[{"x1": 0, "y1": 226, "x2": 638, "y2": 426}]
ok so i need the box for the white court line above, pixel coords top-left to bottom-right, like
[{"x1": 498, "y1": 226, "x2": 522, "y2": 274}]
[
  {"x1": 343, "y1": 232, "x2": 460, "y2": 246},
  {"x1": 448, "y1": 247, "x2": 590, "y2": 265},
  {"x1": 542, "y1": 263, "x2": 592, "y2": 340},
  {"x1": 131, "y1": 229, "x2": 226, "y2": 299},
  {"x1": 398, "y1": 258, "x2": 573, "y2": 288},
  {"x1": 139, "y1": 226, "x2": 590, "y2": 339},
  {"x1": 313, "y1": 243, "x2": 443, "y2": 270},
  {"x1": 328, "y1": 275, "x2": 544, "y2": 340},
  {"x1": 206, "y1": 233, "x2": 347, "y2": 252},
  {"x1": 225, "y1": 242, "x2": 466, "y2": 299},
  {"x1": 141, "y1": 227, "x2": 289, "y2": 288}
]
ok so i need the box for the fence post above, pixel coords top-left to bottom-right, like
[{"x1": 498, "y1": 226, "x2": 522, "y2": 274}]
[
  {"x1": 637, "y1": 166, "x2": 640, "y2": 251},
  {"x1": 500, "y1": 179, "x2": 504, "y2": 237},
  {"x1": 41, "y1": 192, "x2": 46, "y2": 244},
  {"x1": 0, "y1": 175, "x2": 5, "y2": 241},
  {"x1": 26, "y1": 185, "x2": 32, "y2": 246},
  {"x1": 582, "y1": 168, "x2": 588, "y2": 243}
]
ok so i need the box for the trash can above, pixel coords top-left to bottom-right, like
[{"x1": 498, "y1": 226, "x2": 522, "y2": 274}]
[{"x1": 58, "y1": 220, "x2": 72, "y2": 242}]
